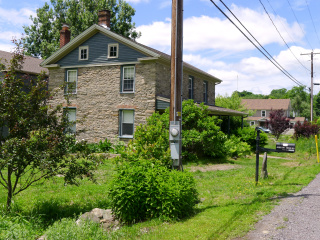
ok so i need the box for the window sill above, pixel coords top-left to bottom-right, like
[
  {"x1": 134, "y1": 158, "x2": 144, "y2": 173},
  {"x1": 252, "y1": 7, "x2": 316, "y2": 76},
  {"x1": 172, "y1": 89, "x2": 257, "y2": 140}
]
[
  {"x1": 120, "y1": 92, "x2": 135, "y2": 94},
  {"x1": 119, "y1": 135, "x2": 133, "y2": 139}
]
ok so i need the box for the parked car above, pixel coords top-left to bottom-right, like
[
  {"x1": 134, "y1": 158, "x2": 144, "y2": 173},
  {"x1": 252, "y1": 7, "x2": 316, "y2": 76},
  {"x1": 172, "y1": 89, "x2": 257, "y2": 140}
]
[{"x1": 257, "y1": 127, "x2": 271, "y2": 133}]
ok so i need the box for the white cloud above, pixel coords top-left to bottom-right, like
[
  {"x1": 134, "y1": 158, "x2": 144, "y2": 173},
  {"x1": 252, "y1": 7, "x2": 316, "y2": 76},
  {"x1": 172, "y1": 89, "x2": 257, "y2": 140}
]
[
  {"x1": 159, "y1": 1, "x2": 171, "y2": 9},
  {"x1": 0, "y1": 7, "x2": 36, "y2": 27},
  {"x1": 136, "y1": 4, "x2": 304, "y2": 54},
  {"x1": 0, "y1": 43, "x2": 15, "y2": 52},
  {"x1": 0, "y1": 31, "x2": 23, "y2": 42}
]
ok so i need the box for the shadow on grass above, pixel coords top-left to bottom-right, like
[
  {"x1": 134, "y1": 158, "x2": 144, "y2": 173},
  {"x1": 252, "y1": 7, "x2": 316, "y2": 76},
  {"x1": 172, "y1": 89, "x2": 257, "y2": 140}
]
[{"x1": 13, "y1": 197, "x2": 111, "y2": 228}]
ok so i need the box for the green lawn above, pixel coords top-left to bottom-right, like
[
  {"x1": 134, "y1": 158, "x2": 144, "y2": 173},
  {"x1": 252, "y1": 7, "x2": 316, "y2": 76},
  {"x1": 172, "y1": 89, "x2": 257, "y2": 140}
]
[{"x1": 1, "y1": 137, "x2": 320, "y2": 239}]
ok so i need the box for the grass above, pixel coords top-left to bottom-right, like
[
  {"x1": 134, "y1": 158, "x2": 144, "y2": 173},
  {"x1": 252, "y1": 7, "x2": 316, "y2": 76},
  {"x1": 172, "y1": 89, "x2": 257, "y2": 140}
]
[{"x1": 1, "y1": 135, "x2": 320, "y2": 239}]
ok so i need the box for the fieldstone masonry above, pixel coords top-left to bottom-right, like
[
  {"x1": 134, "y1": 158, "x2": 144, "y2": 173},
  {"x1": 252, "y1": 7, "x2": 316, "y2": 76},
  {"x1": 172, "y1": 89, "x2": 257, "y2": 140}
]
[{"x1": 48, "y1": 60, "x2": 216, "y2": 143}]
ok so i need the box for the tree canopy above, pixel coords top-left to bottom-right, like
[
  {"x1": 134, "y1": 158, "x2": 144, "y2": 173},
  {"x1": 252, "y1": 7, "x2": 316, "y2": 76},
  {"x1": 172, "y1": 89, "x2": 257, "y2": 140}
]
[
  {"x1": 0, "y1": 40, "x2": 99, "y2": 210},
  {"x1": 23, "y1": 0, "x2": 140, "y2": 59}
]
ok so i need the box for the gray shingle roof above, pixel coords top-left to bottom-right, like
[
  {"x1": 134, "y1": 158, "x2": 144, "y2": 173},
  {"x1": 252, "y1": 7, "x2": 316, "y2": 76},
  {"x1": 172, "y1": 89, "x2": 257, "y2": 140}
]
[
  {"x1": 0, "y1": 50, "x2": 48, "y2": 75},
  {"x1": 241, "y1": 99, "x2": 291, "y2": 110}
]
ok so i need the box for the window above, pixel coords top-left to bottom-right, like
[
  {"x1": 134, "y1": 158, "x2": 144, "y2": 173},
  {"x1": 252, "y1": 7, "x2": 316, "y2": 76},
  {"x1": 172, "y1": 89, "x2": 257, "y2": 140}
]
[
  {"x1": 250, "y1": 121, "x2": 255, "y2": 126},
  {"x1": 79, "y1": 46, "x2": 88, "y2": 60},
  {"x1": 119, "y1": 110, "x2": 134, "y2": 138},
  {"x1": 121, "y1": 66, "x2": 135, "y2": 93},
  {"x1": 188, "y1": 76, "x2": 194, "y2": 99},
  {"x1": 261, "y1": 110, "x2": 266, "y2": 117},
  {"x1": 203, "y1": 81, "x2": 208, "y2": 104},
  {"x1": 64, "y1": 108, "x2": 76, "y2": 134},
  {"x1": 108, "y1": 43, "x2": 119, "y2": 58},
  {"x1": 65, "y1": 70, "x2": 77, "y2": 94}
]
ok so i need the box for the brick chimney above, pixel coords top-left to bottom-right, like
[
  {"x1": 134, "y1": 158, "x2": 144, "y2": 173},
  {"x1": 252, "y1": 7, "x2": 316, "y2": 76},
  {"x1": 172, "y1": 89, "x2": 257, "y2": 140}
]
[
  {"x1": 60, "y1": 24, "x2": 70, "y2": 48},
  {"x1": 98, "y1": 10, "x2": 111, "y2": 29}
]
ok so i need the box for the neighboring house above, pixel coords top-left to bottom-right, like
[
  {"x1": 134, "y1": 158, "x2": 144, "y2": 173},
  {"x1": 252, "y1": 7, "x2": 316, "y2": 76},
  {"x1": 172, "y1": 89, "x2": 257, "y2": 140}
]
[
  {"x1": 0, "y1": 50, "x2": 48, "y2": 138},
  {"x1": 241, "y1": 99, "x2": 305, "y2": 128},
  {"x1": 41, "y1": 10, "x2": 246, "y2": 143}
]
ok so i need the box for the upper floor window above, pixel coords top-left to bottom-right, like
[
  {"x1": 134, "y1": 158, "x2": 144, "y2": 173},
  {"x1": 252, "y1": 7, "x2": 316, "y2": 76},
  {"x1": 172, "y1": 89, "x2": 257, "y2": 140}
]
[
  {"x1": 203, "y1": 81, "x2": 208, "y2": 104},
  {"x1": 63, "y1": 108, "x2": 76, "y2": 134},
  {"x1": 261, "y1": 110, "x2": 266, "y2": 117},
  {"x1": 79, "y1": 46, "x2": 88, "y2": 60},
  {"x1": 121, "y1": 66, "x2": 135, "y2": 93},
  {"x1": 188, "y1": 76, "x2": 194, "y2": 99},
  {"x1": 65, "y1": 69, "x2": 77, "y2": 94},
  {"x1": 108, "y1": 43, "x2": 119, "y2": 58},
  {"x1": 119, "y1": 109, "x2": 134, "y2": 138}
]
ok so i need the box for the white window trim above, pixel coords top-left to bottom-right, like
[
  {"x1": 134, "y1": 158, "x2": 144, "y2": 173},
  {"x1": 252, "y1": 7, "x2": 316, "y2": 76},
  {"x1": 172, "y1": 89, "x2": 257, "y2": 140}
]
[
  {"x1": 188, "y1": 76, "x2": 194, "y2": 99},
  {"x1": 108, "y1": 43, "x2": 119, "y2": 59},
  {"x1": 66, "y1": 69, "x2": 78, "y2": 95},
  {"x1": 119, "y1": 109, "x2": 134, "y2": 138},
  {"x1": 63, "y1": 107, "x2": 76, "y2": 134},
  {"x1": 121, "y1": 66, "x2": 135, "y2": 93},
  {"x1": 79, "y1": 46, "x2": 89, "y2": 60},
  {"x1": 261, "y1": 110, "x2": 266, "y2": 117},
  {"x1": 250, "y1": 121, "x2": 255, "y2": 126}
]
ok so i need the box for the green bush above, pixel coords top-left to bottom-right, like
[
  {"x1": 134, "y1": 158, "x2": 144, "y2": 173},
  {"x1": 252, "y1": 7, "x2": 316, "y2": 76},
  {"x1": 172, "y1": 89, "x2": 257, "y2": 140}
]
[
  {"x1": 236, "y1": 127, "x2": 268, "y2": 151},
  {"x1": 108, "y1": 159, "x2": 199, "y2": 223},
  {"x1": 225, "y1": 135, "x2": 251, "y2": 158}
]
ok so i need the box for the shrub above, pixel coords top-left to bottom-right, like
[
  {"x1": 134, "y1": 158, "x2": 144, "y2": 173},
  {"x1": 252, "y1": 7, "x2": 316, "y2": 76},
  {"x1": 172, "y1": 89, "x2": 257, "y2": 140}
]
[
  {"x1": 294, "y1": 121, "x2": 320, "y2": 139},
  {"x1": 108, "y1": 159, "x2": 199, "y2": 223},
  {"x1": 266, "y1": 109, "x2": 290, "y2": 140},
  {"x1": 225, "y1": 135, "x2": 251, "y2": 158},
  {"x1": 236, "y1": 127, "x2": 268, "y2": 151}
]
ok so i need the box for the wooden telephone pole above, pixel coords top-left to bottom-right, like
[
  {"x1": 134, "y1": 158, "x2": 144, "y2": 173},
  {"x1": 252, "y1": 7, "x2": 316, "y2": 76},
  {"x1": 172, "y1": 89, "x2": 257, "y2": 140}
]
[
  {"x1": 170, "y1": 0, "x2": 183, "y2": 169},
  {"x1": 301, "y1": 51, "x2": 320, "y2": 122}
]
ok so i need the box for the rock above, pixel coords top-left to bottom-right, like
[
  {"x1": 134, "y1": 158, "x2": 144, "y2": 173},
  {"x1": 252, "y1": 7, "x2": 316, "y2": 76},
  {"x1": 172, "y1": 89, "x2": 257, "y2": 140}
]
[{"x1": 76, "y1": 208, "x2": 120, "y2": 231}]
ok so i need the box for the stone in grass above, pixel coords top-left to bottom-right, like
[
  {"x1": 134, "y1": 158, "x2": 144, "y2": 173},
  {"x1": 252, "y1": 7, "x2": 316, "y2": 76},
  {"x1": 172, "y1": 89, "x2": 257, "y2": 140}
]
[{"x1": 76, "y1": 208, "x2": 120, "y2": 231}]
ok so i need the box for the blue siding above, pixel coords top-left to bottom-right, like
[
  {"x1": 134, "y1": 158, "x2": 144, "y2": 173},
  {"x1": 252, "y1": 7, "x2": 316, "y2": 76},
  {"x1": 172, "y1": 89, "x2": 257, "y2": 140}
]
[{"x1": 57, "y1": 33, "x2": 148, "y2": 66}]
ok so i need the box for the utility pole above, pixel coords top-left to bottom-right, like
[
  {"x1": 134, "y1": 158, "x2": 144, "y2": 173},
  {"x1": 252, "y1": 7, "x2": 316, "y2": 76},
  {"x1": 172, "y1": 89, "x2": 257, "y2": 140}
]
[
  {"x1": 301, "y1": 51, "x2": 320, "y2": 122},
  {"x1": 170, "y1": 0, "x2": 183, "y2": 170}
]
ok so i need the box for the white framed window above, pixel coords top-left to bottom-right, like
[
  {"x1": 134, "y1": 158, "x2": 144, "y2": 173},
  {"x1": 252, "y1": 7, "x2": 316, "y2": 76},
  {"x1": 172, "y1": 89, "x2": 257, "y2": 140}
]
[
  {"x1": 203, "y1": 81, "x2": 208, "y2": 104},
  {"x1": 65, "y1": 69, "x2": 77, "y2": 94},
  {"x1": 121, "y1": 66, "x2": 135, "y2": 93},
  {"x1": 119, "y1": 109, "x2": 134, "y2": 138},
  {"x1": 188, "y1": 76, "x2": 194, "y2": 99},
  {"x1": 79, "y1": 46, "x2": 89, "y2": 60},
  {"x1": 250, "y1": 121, "x2": 255, "y2": 126},
  {"x1": 63, "y1": 108, "x2": 76, "y2": 134},
  {"x1": 261, "y1": 110, "x2": 266, "y2": 117},
  {"x1": 108, "y1": 43, "x2": 119, "y2": 58}
]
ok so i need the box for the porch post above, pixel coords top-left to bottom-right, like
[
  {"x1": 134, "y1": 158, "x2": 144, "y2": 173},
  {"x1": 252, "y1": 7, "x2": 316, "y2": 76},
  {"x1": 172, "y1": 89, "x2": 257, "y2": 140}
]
[{"x1": 228, "y1": 115, "x2": 230, "y2": 136}]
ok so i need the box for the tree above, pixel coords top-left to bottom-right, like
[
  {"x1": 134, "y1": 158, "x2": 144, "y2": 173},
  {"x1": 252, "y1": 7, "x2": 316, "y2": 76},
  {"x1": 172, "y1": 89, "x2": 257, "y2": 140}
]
[
  {"x1": 23, "y1": 0, "x2": 140, "y2": 59},
  {"x1": 269, "y1": 88, "x2": 287, "y2": 99},
  {"x1": 0, "y1": 40, "x2": 98, "y2": 210},
  {"x1": 266, "y1": 109, "x2": 290, "y2": 140},
  {"x1": 215, "y1": 92, "x2": 255, "y2": 134}
]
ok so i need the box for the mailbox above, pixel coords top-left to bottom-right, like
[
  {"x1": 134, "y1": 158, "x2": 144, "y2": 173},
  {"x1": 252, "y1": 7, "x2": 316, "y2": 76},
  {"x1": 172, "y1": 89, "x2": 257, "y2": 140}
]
[
  {"x1": 170, "y1": 121, "x2": 181, "y2": 166},
  {"x1": 276, "y1": 142, "x2": 296, "y2": 153}
]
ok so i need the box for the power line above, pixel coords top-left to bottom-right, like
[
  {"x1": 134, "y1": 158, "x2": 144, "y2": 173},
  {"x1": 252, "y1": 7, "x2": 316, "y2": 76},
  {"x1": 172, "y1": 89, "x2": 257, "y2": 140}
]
[
  {"x1": 286, "y1": 0, "x2": 313, "y2": 50},
  {"x1": 209, "y1": 0, "x2": 305, "y2": 88},
  {"x1": 260, "y1": 0, "x2": 310, "y2": 73},
  {"x1": 304, "y1": 0, "x2": 320, "y2": 47}
]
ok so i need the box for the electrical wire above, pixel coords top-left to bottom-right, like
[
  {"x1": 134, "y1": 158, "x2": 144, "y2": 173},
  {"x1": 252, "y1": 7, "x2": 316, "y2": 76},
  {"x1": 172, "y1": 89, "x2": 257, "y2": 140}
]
[
  {"x1": 304, "y1": 0, "x2": 320, "y2": 47},
  {"x1": 260, "y1": 0, "x2": 310, "y2": 73},
  {"x1": 286, "y1": 0, "x2": 313, "y2": 50},
  {"x1": 210, "y1": 0, "x2": 305, "y2": 88}
]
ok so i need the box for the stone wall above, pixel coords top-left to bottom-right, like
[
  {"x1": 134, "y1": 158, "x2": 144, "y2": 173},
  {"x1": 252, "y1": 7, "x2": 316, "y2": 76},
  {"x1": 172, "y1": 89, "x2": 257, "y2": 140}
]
[
  {"x1": 155, "y1": 62, "x2": 216, "y2": 105},
  {"x1": 48, "y1": 62, "x2": 157, "y2": 143}
]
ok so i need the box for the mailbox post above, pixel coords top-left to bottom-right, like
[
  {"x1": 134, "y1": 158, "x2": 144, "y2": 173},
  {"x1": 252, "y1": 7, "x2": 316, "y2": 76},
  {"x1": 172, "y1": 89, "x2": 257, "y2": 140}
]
[{"x1": 255, "y1": 127, "x2": 295, "y2": 185}]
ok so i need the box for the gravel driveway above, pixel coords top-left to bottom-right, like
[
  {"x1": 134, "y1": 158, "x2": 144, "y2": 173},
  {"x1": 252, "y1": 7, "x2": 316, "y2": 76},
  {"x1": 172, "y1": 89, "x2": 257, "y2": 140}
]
[{"x1": 238, "y1": 172, "x2": 320, "y2": 240}]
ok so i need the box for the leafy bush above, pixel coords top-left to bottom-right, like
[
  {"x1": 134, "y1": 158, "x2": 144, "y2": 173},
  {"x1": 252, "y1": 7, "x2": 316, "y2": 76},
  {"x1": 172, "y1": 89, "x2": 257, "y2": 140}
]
[
  {"x1": 225, "y1": 135, "x2": 251, "y2": 158},
  {"x1": 236, "y1": 127, "x2": 268, "y2": 151},
  {"x1": 108, "y1": 159, "x2": 199, "y2": 223},
  {"x1": 294, "y1": 121, "x2": 320, "y2": 139},
  {"x1": 68, "y1": 138, "x2": 112, "y2": 154}
]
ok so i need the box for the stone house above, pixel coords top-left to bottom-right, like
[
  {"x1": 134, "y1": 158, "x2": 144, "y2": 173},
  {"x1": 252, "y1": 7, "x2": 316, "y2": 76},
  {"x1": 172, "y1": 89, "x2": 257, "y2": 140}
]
[
  {"x1": 241, "y1": 99, "x2": 305, "y2": 128},
  {"x1": 41, "y1": 10, "x2": 246, "y2": 143}
]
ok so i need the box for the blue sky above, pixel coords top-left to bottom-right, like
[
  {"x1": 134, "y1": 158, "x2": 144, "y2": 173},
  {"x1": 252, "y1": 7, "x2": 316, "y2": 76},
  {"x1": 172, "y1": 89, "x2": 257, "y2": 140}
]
[{"x1": 2, "y1": 0, "x2": 320, "y2": 96}]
